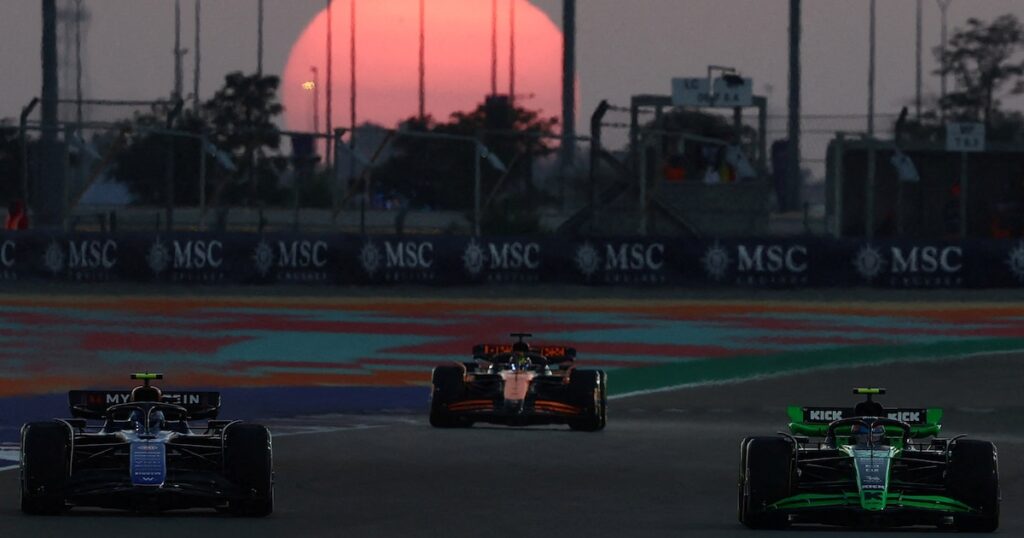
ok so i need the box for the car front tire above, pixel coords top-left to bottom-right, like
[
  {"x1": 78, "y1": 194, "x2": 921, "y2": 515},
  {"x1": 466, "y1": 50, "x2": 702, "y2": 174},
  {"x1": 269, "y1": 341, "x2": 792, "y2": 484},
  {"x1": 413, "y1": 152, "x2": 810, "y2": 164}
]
[
  {"x1": 20, "y1": 421, "x2": 70, "y2": 515},
  {"x1": 224, "y1": 423, "x2": 274, "y2": 517}
]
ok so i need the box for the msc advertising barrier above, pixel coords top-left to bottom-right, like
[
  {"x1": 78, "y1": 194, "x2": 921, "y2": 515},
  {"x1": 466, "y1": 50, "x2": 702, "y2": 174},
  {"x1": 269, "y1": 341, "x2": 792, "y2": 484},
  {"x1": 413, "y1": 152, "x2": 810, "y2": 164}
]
[{"x1": 1, "y1": 232, "x2": 1023, "y2": 288}]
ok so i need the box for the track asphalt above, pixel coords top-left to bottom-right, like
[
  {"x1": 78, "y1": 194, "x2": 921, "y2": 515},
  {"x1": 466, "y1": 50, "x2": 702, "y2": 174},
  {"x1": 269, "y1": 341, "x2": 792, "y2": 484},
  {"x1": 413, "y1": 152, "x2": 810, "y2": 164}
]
[{"x1": 0, "y1": 352, "x2": 1020, "y2": 537}]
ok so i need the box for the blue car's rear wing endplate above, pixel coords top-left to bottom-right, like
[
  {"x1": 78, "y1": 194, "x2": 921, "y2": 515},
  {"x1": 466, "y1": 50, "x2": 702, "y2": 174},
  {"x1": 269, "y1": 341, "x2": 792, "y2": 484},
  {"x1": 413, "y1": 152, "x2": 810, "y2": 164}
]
[
  {"x1": 68, "y1": 390, "x2": 222, "y2": 420},
  {"x1": 786, "y1": 406, "x2": 942, "y2": 438}
]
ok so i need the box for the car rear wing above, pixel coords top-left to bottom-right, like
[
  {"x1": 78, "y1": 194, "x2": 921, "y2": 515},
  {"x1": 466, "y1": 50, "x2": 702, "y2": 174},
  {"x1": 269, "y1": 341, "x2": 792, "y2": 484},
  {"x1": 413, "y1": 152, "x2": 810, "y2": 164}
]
[
  {"x1": 472, "y1": 344, "x2": 577, "y2": 363},
  {"x1": 68, "y1": 390, "x2": 222, "y2": 420},
  {"x1": 786, "y1": 405, "x2": 942, "y2": 438}
]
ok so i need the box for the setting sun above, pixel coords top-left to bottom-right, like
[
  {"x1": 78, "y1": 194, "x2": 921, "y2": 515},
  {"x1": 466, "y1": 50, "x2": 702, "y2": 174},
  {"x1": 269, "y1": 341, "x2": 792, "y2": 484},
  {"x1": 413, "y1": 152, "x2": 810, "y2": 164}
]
[{"x1": 281, "y1": 0, "x2": 563, "y2": 133}]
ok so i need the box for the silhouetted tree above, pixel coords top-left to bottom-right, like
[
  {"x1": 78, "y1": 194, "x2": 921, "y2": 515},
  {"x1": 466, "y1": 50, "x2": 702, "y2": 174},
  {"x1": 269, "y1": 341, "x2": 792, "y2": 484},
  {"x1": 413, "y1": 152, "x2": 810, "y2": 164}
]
[
  {"x1": 899, "y1": 14, "x2": 1024, "y2": 143},
  {"x1": 937, "y1": 14, "x2": 1024, "y2": 126},
  {"x1": 110, "y1": 72, "x2": 287, "y2": 207},
  {"x1": 372, "y1": 102, "x2": 558, "y2": 213}
]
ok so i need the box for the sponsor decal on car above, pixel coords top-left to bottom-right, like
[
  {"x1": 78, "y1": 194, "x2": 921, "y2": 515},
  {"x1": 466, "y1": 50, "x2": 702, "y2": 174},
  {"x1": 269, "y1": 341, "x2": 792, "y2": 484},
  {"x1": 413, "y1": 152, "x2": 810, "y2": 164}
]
[{"x1": 807, "y1": 409, "x2": 844, "y2": 422}]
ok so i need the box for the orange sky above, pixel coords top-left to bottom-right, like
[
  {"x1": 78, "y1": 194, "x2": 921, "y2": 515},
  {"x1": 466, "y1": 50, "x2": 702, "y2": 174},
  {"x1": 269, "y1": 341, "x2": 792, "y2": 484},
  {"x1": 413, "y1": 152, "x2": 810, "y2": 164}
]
[{"x1": 282, "y1": 0, "x2": 563, "y2": 133}]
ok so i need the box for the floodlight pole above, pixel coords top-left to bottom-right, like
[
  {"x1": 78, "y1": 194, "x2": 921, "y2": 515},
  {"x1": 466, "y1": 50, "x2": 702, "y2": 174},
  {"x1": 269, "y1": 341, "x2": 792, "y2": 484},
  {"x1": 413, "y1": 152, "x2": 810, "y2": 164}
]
[
  {"x1": 560, "y1": 0, "x2": 577, "y2": 174},
  {"x1": 915, "y1": 0, "x2": 922, "y2": 121},
  {"x1": 867, "y1": 0, "x2": 876, "y2": 136},
  {"x1": 937, "y1": 0, "x2": 952, "y2": 121},
  {"x1": 474, "y1": 142, "x2": 482, "y2": 237},
  {"x1": 786, "y1": 0, "x2": 802, "y2": 213},
  {"x1": 325, "y1": 0, "x2": 333, "y2": 167},
  {"x1": 418, "y1": 0, "x2": 425, "y2": 120},
  {"x1": 194, "y1": 0, "x2": 201, "y2": 110},
  {"x1": 960, "y1": 151, "x2": 968, "y2": 237},
  {"x1": 198, "y1": 132, "x2": 208, "y2": 229},
  {"x1": 19, "y1": 98, "x2": 40, "y2": 203},
  {"x1": 257, "y1": 0, "x2": 263, "y2": 75}
]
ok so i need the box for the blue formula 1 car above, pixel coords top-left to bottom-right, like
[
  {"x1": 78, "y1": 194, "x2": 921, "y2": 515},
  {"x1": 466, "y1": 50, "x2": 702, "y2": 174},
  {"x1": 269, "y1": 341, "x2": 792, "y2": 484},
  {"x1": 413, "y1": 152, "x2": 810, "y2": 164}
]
[{"x1": 19, "y1": 373, "x2": 273, "y2": 516}]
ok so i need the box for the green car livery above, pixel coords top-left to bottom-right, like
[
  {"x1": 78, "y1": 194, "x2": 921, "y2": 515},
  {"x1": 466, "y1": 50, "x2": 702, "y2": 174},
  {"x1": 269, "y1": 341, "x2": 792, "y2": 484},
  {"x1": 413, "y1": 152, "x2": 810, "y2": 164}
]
[{"x1": 738, "y1": 388, "x2": 999, "y2": 531}]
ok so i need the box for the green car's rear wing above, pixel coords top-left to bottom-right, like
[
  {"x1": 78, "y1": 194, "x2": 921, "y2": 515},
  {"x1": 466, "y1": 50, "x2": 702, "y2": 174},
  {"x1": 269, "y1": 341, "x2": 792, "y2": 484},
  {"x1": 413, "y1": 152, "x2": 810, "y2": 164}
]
[{"x1": 787, "y1": 405, "x2": 942, "y2": 438}]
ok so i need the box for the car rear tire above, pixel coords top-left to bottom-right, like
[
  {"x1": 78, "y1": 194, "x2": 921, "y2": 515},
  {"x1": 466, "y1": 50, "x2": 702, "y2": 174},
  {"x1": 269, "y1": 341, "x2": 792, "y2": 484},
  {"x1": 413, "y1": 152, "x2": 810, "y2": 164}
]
[
  {"x1": 20, "y1": 421, "x2": 70, "y2": 515},
  {"x1": 429, "y1": 365, "x2": 468, "y2": 428},
  {"x1": 949, "y1": 439, "x2": 999, "y2": 532},
  {"x1": 737, "y1": 437, "x2": 754, "y2": 523},
  {"x1": 739, "y1": 436, "x2": 792, "y2": 529},
  {"x1": 224, "y1": 424, "x2": 274, "y2": 517},
  {"x1": 568, "y1": 369, "x2": 606, "y2": 432}
]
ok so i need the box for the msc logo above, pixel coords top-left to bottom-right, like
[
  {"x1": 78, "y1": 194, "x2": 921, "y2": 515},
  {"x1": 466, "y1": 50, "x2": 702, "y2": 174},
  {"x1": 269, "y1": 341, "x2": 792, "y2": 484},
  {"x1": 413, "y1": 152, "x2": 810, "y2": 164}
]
[
  {"x1": 360, "y1": 240, "x2": 435, "y2": 279},
  {"x1": 68, "y1": 240, "x2": 118, "y2": 269},
  {"x1": 462, "y1": 240, "x2": 540, "y2": 277},
  {"x1": 175, "y1": 240, "x2": 224, "y2": 269},
  {"x1": 808, "y1": 410, "x2": 843, "y2": 421},
  {"x1": 604, "y1": 243, "x2": 664, "y2": 271},
  {"x1": 45, "y1": 240, "x2": 118, "y2": 275},
  {"x1": 276, "y1": 240, "x2": 327, "y2": 268},
  {"x1": 855, "y1": 245, "x2": 963, "y2": 286},
  {"x1": 890, "y1": 246, "x2": 961, "y2": 274},
  {"x1": 737, "y1": 244, "x2": 807, "y2": 273},
  {"x1": 385, "y1": 241, "x2": 434, "y2": 269}
]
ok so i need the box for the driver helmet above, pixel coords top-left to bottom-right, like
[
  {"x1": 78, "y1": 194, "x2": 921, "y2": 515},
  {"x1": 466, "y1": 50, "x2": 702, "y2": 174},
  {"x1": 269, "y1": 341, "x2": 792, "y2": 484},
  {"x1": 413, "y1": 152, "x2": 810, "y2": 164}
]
[
  {"x1": 850, "y1": 423, "x2": 885, "y2": 445},
  {"x1": 510, "y1": 351, "x2": 531, "y2": 370},
  {"x1": 511, "y1": 342, "x2": 531, "y2": 370}
]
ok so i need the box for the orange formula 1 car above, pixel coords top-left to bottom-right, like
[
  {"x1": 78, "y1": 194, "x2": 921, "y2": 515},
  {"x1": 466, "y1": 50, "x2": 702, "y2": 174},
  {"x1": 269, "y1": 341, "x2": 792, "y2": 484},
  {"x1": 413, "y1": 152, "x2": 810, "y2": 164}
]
[{"x1": 428, "y1": 333, "x2": 606, "y2": 431}]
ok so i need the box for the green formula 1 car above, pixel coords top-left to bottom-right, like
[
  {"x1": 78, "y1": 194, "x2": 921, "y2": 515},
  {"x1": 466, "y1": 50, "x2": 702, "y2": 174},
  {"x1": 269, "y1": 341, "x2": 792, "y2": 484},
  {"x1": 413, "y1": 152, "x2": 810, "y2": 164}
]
[{"x1": 738, "y1": 388, "x2": 999, "y2": 531}]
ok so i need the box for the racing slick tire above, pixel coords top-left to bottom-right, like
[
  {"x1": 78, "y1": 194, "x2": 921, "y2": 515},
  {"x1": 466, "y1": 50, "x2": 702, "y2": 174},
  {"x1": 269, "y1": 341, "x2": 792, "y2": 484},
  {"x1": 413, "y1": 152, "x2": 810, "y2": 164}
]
[
  {"x1": 739, "y1": 436, "x2": 792, "y2": 529},
  {"x1": 567, "y1": 369, "x2": 607, "y2": 432},
  {"x1": 224, "y1": 424, "x2": 274, "y2": 517},
  {"x1": 737, "y1": 437, "x2": 754, "y2": 523},
  {"x1": 429, "y1": 365, "x2": 470, "y2": 428},
  {"x1": 949, "y1": 439, "x2": 999, "y2": 532},
  {"x1": 20, "y1": 421, "x2": 70, "y2": 515}
]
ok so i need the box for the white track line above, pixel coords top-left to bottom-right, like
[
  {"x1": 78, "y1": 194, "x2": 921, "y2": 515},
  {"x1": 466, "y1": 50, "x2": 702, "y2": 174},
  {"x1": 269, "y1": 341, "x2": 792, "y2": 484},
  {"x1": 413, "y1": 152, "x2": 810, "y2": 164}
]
[
  {"x1": 608, "y1": 348, "x2": 1024, "y2": 401},
  {"x1": 272, "y1": 424, "x2": 385, "y2": 437}
]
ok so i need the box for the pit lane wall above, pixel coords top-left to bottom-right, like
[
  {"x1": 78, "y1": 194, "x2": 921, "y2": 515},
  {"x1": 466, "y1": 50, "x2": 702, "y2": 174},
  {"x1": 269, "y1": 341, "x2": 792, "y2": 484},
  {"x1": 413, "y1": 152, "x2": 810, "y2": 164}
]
[{"x1": 2, "y1": 232, "x2": 1024, "y2": 288}]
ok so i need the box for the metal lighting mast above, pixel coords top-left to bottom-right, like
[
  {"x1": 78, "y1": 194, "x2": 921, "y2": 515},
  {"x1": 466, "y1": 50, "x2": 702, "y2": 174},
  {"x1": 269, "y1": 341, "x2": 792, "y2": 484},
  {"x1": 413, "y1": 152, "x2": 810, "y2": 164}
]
[
  {"x1": 937, "y1": 0, "x2": 952, "y2": 120},
  {"x1": 785, "y1": 0, "x2": 802, "y2": 213},
  {"x1": 915, "y1": 0, "x2": 922, "y2": 120},
  {"x1": 173, "y1": 0, "x2": 184, "y2": 99},
  {"x1": 39, "y1": 0, "x2": 64, "y2": 228},
  {"x1": 326, "y1": 0, "x2": 333, "y2": 166},
  {"x1": 491, "y1": 0, "x2": 498, "y2": 96},
  {"x1": 257, "y1": 0, "x2": 264, "y2": 75},
  {"x1": 194, "y1": 0, "x2": 201, "y2": 110},
  {"x1": 560, "y1": 0, "x2": 576, "y2": 171},
  {"x1": 867, "y1": 0, "x2": 876, "y2": 136},
  {"x1": 418, "y1": 0, "x2": 425, "y2": 119},
  {"x1": 509, "y1": 0, "x2": 516, "y2": 103}
]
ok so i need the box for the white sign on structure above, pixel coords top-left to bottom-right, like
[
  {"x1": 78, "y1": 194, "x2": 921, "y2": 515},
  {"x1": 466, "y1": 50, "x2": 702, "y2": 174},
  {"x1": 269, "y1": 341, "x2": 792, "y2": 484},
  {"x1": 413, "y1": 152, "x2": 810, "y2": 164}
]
[
  {"x1": 672, "y1": 77, "x2": 753, "y2": 108},
  {"x1": 946, "y1": 122, "x2": 985, "y2": 152}
]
